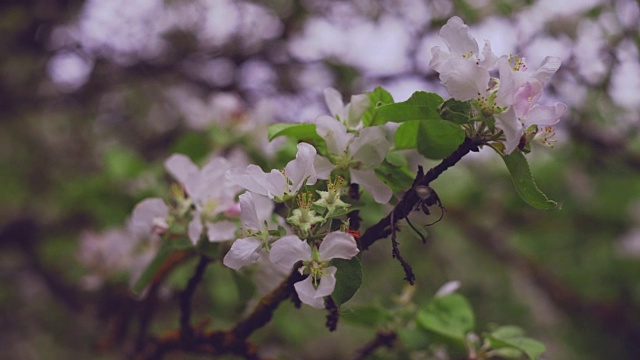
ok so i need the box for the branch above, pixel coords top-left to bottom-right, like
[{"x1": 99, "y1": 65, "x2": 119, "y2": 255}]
[
  {"x1": 359, "y1": 137, "x2": 481, "y2": 250},
  {"x1": 351, "y1": 330, "x2": 397, "y2": 360},
  {"x1": 180, "y1": 255, "x2": 212, "y2": 340}
]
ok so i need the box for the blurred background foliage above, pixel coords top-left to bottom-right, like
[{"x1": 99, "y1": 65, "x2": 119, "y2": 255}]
[{"x1": 1, "y1": 0, "x2": 639, "y2": 359}]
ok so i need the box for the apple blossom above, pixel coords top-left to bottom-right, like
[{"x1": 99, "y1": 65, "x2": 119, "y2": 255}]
[
  {"x1": 495, "y1": 55, "x2": 567, "y2": 153},
  {"x1": 269, "y1": 231, "x2": 359, "y2": 308},
  {"x1": 226, "y1": 142, "x2": 318, "y2": 201},
  {"x1": 165, "y1": 154, "x2": 240, "y2": 245},
  {"x1": 429, "y1": 16, "x2": 498, "y2": 102},
  {"x1": 324, "y1": 87, "x2": 370, "y2": 129},
  {"x1": 131, "y1": 198, "x2": 170, "y2": 236},
  {"x1": 223, "y1": 192, "x2": 278, "y2": 270},
  {"x1": 314, "y1": 116, "x2": 393, "y2": 203}
]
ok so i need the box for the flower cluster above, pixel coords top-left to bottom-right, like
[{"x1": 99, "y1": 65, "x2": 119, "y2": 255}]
[{"x1": 430, "y1": 16, "x2": 567, "y2": 153}]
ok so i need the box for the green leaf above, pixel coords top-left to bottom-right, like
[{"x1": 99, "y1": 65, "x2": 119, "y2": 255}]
[
  {"x1": 394, "y1": 121, "x2": 419, "y2": 150},
  {"x1": 487, "y1": 326, "x2": 546, "y2": 360},
  {"x1": 501, "y1": 151, "x2": 558, "y2": 210},
  {"x1": 439, "y1": 99, "x2": 472, "y2": 125},
  {"x1": 131, "y1": 243, "x2": 174, "y2": 295},
  {"x1": 362, "y1": 87, "x2": 395, "y2": 126},
  {"x1": 375, "y1": 158, "x2": 415, "y2": 193},
  {"x1": 170, "y1": 237, "x2": 194, "y2": 250},
  {"x1": 416, "y1": 294, "x2": 475, "y2": 342},
  {"x1": 171, "y1": 132, "x2": 210, "y2": 161},
  {"x1": 341, "y1": 304, "x2": 390, "y2": 327},
  {"x1": 267, "y1": 123, "x2": 327, "y2": 153},
  {"x1": 330, "y1": 256, "x2": 363, "y2": 306},
  {"x1": 417, "y1": 120, "x2": 465, "y2": 159},
  {"x1": 373, "y1": 91, "x2": 444, "y2": 125}
]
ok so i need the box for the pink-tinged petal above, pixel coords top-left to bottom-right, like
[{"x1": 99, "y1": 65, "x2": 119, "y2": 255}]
[
  {"x1": 294, "y1": 276, "x2": 326, "y2": 309},
  {"x1": 495, "y1": 107, "x2": 523, "y2": 154},
  {"x1": 523, "y1": 103, "x2": 567, "y2": 127},
  {"x1": 512, "y1": 81, "x2": 542, "y2": 117},
  {"x1": 318, "y1": 231, "x2": 359, "y2": 261},
  {"x1": 188, "y1": 216, "x2": 203, "y2": 245},
  {"x1": 350, "y1": 169, "x2": 393, "y2": 204},
  {"x1": 131, "y1": 198, "x2": 169, "y2": 236},
  {"x1": 440, "y1": 58, "x2": 491, "y2": 101},
  {"x1": 239, "y1": 192, "x2": 271, "y2": 231},
  {"x1": 316, "y1": 116, "x2": 352, "y2": 155},
  {"x1": 350, "y1": 127, "x2": 390, "y2": 166},
  {"x1": 223, "y1": 237, "x2": 263, "y2": 270},
  {"x1": 164, "y1": 154, "x2": 198, "y2": 185},
  {"x1": 223, "y1": 202, "x2": 242, "y2": 219},
  {"x1": 186, "y1": 157, "x2": 234, "y2": 207},
  {"x1": 346, "y1": 94, "x2": 370, "y2": 128},
  {"x1": 439, "y1": 16, "x2": 479, "y2": 58},
  {"x1": 253, "y1": 193, "x2": 276, "y2": 229},
  {"x1": 314, "y1": 155, "x2": 334, "y2": 179},
  {"x1": 324, "y1": 87, "x2": 345, "y2": 119},
  {"x1": 285, "y1": 142, "x2": 318, "y2": 194},
  {"x1": 532, "y1": 56, "x2": 562, "y2": 86},
  {"x1": 269, "y1": 235, "x2": 312, "y2": 269},
  {"x1": 206, "y1": 220, "x2": 236, "y2": 242}
]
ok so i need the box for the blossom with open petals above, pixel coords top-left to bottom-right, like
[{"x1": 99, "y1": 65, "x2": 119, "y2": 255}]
[
  {"x1": 223, "y1": 192, "x2": 278, "y2": 270},
  {"x1": 324, "y1": 87, "x2": 370, "y2": 129},
  {"x1": 315, "y1": 116, "x2": 392, "y2": 203},
  {"x1": 429, "y1": 16, "x2": 498, "y2": 101},
  {"x1": 226, "y1": 142, "x2": 318, "y2": 201},
  {"x1": 269, "y1": 231, "x2": 359, "y2": 308}
]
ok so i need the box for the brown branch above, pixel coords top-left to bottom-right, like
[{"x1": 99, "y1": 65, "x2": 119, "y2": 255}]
[
  {"x1": 359, "y1": 136, "x2": 481, "y2": 250},
  {"x1": 179, "y1": 255, "x2": 212, "y2": 341},
  {"x1": 350, "y1": 330, "x2": 397, "y2": 360}
]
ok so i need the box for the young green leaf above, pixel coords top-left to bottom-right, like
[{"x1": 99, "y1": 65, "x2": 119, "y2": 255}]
[
  {"x1": 501, "y1": 151, "x2": 558, "y2": 210},
  {"x1": 341, "y1": 304, "x2": 390, "y2": 327},
  {"x1": 416, "y1": 294, "x2": 475, "y2": 343},
  {"x1": 373, "y1": 91, "x2": 444, "y2": 125},
  {"x1": 361, "y1": 87, "x2": 395, "y2": 126},
  {"x1": 417, "y1": 120, "x2": 465, "y2": 159},
  {"x1": 487, "y1": 325, "x2": 546, "y2": 360},
  {"x1": 330, "y1": 256, "x2": 363, "y2": 306},
  {"x1": 439, "y1": 99, "x2": 472, "y2": 125},
  {"x1": 394, "y1": 121, "x2": 419, "y2": 150},
  {"x1": 267, "y1": 123, "x2": 327, "y2": 153}
]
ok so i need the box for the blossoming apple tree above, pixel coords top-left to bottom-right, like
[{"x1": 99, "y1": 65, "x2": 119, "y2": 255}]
[{"x1": 84, "y1": 17, "x2": 566, "y2": 359}]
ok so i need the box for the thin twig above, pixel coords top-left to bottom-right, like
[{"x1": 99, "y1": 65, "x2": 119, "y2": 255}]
[
  {"x1": 351, "y1": 330, "x2": 397, "y2": 360},
  {"x1": 180, "y1": 255, "x2": 212, "y2": 340}
]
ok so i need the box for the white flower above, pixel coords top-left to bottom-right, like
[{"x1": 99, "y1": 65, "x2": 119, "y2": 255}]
[
  {"x1": 269, "y1": 231, "x2": 359, "y2": 309},
  {"x1": 223, "y1": 192, "x2": 277, "y2": 270},
  {"x1": 226, "y1": 142, "x2": 318, "y2": 200},
  {"x1": 495, "y1": 56, "x2": 567, "y2": 153},
  {"x1": 315, "y1": 116, "x2": 393, "y2": 203},
  {"x1": 324, "y1": 87, "x2": 370, "y2": 129},
  {"x1": 165, "y1": 154, "x2": 240, "y2": 245},
  {"x1": 131, "y1": 198, "x2": 170, "y2": 237},
  {"x1": 435, "y1": 280, "x2": 461, "y2": 298},
  {"x1": 429, "y1": 16, "x2": 498, "y2": 101}
]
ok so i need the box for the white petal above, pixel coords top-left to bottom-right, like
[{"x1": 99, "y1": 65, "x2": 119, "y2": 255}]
[
  {"x1": 319, "y1": 231, "x2": 359, "y2": 261},
  {"x1": 226, "y1": 165, "x2": 286, "y2": 199},
  {"x1": 223, "y1": 237, "x2": 263, "y2": 270},
  {"x1": 186, "y1": 157, "x2": 234, "y2": 208},
  {"x1": 206, "y1": 220, "x2": 236, "y2": 242},
  {"x1": 316, "y1": 116, "x2": 352, "y2": 155},
  {"x1": 346, "y1": 94, "x2": 370, "y2": 128},
  {"x1": 294, "y1": 276, "x2": 326, "y2": 309},
  {"x1": 435, "y1": 280, "x2": 461, "y2": 297},
  {"x1": 284, "y1": 142, "x2": 318, "y2": 195},
  {"x1": 533, "y1": 56, "x2": 561, "y2": 86},
  {"x1": 188, "y1": 216, "x2": 203, "y2": 245},
  {"x1": 349, "y1": 126, "x2": 390, "y2": 166},
  {"x1": 294, "y1": 267, "x2": 337, "y2": 308},
  {"x1": 239, "y1": 192, "x2": 261, "y2": 231},
  {"x1": 440, "y1": 58, "x2": 490, "y2": 101},
  {"x1": 131, "y1": 198, "x2": 169, "y2": 236},
  {"x1": 314, "y1": 155, "x2": 334, "y2": 179},
  {"x1": 479, "y1": 40, "x2": 498, "y2": 70},
  {"x1": 164, "y1": 154, "x2": 198, "y2": 185},
  {"x1": 495, "y1": 107, "x2": 523, "y2": 154},
  {"x1": 269, "y1": 235, "x2": 312, "y2": 269},
  {"x1": 350, "y1": 169, "x2": 393, "y2": 204},
  {"x1": 324, "y1": 87, "x2": 345, "y2": 119},
  {"x1": 439, "y1": 16, "x2": 479, "y2": 58},
  {"x1": 523, "y1": 103, "x2": 567, "y2": 126},
  {"x1": 429, "y1": 46, "x2": 451, "y2": 73}
]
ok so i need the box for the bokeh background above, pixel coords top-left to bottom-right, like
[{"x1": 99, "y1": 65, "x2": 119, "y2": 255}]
[{"x1": 1, "y1": 0, "x2": 639, "y2": 359}]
